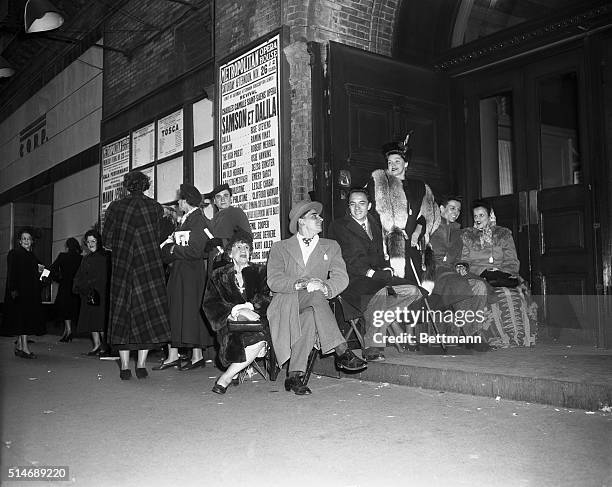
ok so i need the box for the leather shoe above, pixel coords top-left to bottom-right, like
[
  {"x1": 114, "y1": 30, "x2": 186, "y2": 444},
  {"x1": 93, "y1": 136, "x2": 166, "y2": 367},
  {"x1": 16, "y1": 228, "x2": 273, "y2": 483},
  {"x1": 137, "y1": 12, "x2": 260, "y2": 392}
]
[
  {"x1": 335, "y1": 349, "x2": 367, "y2": 371},
  {"x1": 119, "y1": 369, "x2": 132, "y2": 380},
  {"x1": 284, "y1": 375, "x2": 312, "y2": 395},
  {"x1": 152, "y1": 359, "x2": 182, "y2": 370},
  {"x1": 179, "y1": 359, "x2": 206, "y2": 371},
  {"x1": 135, "y1": 367, "x2": 148, "y2": 379},
  {"x1": 212, "y1": 381, "x2": 227, "y2": 394}
]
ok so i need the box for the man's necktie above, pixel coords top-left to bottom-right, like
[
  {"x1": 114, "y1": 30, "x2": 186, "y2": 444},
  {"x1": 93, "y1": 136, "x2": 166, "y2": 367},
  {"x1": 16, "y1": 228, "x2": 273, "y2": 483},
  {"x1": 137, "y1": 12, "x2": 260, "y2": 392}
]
[
  {"x1": 362, "y1": 222, "x2": 371, "y2": 240},
  {"x1": 303, "y1": 237, "x2": 313, "y2": 246}
]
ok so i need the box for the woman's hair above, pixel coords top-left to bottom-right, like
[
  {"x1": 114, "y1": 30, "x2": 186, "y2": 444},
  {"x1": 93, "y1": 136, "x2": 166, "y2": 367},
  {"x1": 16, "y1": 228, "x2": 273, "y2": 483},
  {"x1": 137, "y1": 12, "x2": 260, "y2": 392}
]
[
  {"x1": 472, "y1": 199, "x2": 492, "y2": 215},
  {"x1": 17, "y1": 226, "x2": 35, "y2": 240},
  {"x1": 66, "y1": 237, "x2": 81, "y2": 254},
  {"x1": 225, "y1": 230, "x2": 253, "y2": 255},
  {"x1": 83, "y1": 229, "x2": 103, "y2": 252},
  {"x1": 123, "y1": 170, "x2": 151, "y2": 193}
]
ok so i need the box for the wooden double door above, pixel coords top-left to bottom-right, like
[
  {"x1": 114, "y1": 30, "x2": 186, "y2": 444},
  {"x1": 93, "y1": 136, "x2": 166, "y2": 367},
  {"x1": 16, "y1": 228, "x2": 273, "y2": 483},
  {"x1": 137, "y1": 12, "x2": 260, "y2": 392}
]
[{"x1": 322, "y1": 42, "x2": 604, "y2": 346}]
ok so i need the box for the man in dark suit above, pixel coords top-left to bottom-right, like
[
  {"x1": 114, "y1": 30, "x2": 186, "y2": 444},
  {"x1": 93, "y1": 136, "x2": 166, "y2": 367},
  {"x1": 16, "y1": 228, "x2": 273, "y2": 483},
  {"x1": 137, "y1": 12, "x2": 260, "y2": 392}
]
[{"x1": 328, "y1": 188, "x2": 423, "y2": 362}]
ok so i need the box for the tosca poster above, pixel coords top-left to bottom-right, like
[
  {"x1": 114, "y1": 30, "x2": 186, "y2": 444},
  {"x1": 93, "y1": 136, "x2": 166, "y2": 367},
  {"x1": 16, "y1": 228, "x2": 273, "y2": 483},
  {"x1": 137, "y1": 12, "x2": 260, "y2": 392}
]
[
  {"x1": 100, "y1": 135, "x2": 130, "y2": 225},
  {"x1": 218, "y1": 33, "x2": 281, "y2": 263}
]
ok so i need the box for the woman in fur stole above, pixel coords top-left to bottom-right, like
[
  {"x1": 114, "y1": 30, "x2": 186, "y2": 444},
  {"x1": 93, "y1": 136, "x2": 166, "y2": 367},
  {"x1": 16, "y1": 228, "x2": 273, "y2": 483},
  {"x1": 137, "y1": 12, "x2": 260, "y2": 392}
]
[
  {"x1": 368, "y1": 134, "x2": 440, "y2": 284},
  {"x1": 202, "y1": 231, "x2": 271, "y2": 394},
  {"x1": 460, "y1": 200, "x2": 537, "y2": 348}
]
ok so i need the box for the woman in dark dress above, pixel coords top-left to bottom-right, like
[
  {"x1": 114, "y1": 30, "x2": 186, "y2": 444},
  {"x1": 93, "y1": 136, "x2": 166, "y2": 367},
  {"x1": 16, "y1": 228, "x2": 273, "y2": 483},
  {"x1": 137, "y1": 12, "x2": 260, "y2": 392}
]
[
  {"x1": 202, "y1": 232, "x2": 271, "y2": 394},
  {"x1": 73, "y1": 230, "x2": 110, "y2": 355},
  {"x1": 3, "y1": 228, "x2": 45, "y2": 359},
  {"x1": 50, "y1": 237, "x2": 83, "y2": 342}
]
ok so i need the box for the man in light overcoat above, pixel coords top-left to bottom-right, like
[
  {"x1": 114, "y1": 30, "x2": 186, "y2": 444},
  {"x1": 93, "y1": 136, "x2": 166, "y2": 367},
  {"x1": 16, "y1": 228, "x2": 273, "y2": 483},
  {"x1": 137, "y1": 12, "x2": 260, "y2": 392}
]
[{"x1": 267, "y1": 200, "x2": 367, "y2": 395}]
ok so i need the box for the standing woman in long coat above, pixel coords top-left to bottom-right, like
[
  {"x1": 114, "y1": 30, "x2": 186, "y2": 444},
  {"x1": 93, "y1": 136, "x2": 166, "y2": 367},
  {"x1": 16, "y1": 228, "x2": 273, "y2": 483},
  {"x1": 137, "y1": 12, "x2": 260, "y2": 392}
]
[
  {"x1": 3, "y1": 228, "x2": 45, "y2": 359},
  {"x1": 73, "y1": 229, "x2": 111, "y2": 355},
  {"x1": 50, "y1": 237, "x2": 82, "y2": 342},
  {"x1": 103, "y1": 171, "x2": 171, "y2": 380},
  {"x1": 156, "y1": 183, "x2": 210, "y2": 371}
]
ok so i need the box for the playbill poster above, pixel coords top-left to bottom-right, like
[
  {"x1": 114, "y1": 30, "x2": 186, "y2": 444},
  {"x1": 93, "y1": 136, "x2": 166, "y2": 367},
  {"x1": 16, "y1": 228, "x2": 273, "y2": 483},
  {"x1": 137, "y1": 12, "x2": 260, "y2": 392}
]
[
  {"x1": 218, "y1": 34, "x2": 281, "y2": 263},
  {"x1": 100, "y1": 135, "x2": 130, "y2": 225}
]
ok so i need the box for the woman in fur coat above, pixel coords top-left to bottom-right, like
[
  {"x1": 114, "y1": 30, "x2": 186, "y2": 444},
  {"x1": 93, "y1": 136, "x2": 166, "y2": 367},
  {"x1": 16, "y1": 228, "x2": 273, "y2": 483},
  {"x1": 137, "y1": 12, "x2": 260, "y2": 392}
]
[
  {"x1": 368, "y1": 134, "x2": 440, "y2": 283},
  {"x1": 202, "y1": 232, "x2": 271, "y2": 394},
  {"x1": 461, "y1": 200, "x2": 537, "y2": 348}
]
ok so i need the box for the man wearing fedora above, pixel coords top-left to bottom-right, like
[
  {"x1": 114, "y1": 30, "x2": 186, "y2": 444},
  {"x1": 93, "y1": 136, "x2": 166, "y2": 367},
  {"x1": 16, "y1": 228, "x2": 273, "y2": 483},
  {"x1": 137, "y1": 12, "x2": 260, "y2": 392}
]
[
  {"x1": 158, "y1": 183, "x2": 211, "y2": 371},
  {"x1": 267, "y1": 199, "x2": 367, "y2": 395}
]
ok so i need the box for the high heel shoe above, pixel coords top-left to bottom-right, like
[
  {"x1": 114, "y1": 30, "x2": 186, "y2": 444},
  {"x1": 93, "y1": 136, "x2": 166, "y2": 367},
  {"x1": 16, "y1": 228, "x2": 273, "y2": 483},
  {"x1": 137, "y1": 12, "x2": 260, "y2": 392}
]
[
  {"x1": 119, "y1": 369, "x2": 132, "y2": 380},
  {"x1": 152, "y1": 358, "x2": 182, "y2": 370},
  {"x1": 15, "y1": 348, "x2": 36, "y2": 359},
  {"x1": 212, "y1": 380, "x2": 228, "y2": 394},
  {"x1": 179, "y1": 359, "x2": 205, "y2": 371},
  {"x1": 58, "y1": 334, "x2": 73, "y2": 343}
]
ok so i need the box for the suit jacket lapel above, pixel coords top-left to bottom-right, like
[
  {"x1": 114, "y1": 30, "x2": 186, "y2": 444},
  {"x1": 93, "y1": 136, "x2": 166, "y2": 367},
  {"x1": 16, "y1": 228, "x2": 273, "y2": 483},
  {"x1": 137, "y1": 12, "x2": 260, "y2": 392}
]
[
  {"x1": 345, "y1": 216, "x2": 371, "y2": 241},
  {"x1": 286, "y1": 235, "x2": 306, "y2": 270},
  {"x1": 306, "y1": 239, "x2": 328, "y2": 271}
]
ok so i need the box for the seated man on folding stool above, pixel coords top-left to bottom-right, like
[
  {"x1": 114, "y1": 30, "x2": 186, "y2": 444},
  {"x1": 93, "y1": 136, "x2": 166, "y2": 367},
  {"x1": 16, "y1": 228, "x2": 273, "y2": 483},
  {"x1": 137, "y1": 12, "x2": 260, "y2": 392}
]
[
  {"x1": 267, "y1": 199, "x2": 367, "y2": 396},
  {"x1": 328, "y1": 188, "x2": 423, "y2": 362}
]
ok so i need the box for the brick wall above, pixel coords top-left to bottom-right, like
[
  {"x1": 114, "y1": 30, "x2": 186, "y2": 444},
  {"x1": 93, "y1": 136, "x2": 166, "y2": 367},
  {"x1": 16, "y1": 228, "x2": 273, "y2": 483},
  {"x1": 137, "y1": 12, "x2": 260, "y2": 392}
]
[
  {"x1": 103, "y1": 0, "x2": 213, "y2": 119},
  {"x1": 215, "y1": 0, "x2": 399, "y2": 204}
]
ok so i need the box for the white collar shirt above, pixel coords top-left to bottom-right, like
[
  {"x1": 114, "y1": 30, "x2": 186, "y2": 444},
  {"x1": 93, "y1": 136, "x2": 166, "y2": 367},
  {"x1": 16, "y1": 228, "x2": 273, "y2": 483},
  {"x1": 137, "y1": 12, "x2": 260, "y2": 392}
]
[{"x1": 297, "y1": 233, "x2": 319, "y2": 266}]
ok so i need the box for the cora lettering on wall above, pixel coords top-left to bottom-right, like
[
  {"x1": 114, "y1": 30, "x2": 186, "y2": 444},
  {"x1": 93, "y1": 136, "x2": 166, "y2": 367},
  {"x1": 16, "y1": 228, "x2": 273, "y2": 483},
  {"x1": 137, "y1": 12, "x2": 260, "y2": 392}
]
[{"x1": 19, "y1": 114, "x2": 48, "y2": 157}]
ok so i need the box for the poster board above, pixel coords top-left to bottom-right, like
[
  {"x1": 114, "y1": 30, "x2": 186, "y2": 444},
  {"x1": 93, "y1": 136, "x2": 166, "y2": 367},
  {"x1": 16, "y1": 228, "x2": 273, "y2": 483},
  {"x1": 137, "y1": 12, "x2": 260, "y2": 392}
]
[
  {"x1": 100, "y1": 135, "x2": 130, "y2": 225},
  {"x1": 158, "y1": 109, "x2": 183, "y2": 160},
  {"x1": 132, "y1": 122, "x2": 155, "y2": 168},
  {"x1": 218, "y1": 33, "x2": 282, "y2": 263}
]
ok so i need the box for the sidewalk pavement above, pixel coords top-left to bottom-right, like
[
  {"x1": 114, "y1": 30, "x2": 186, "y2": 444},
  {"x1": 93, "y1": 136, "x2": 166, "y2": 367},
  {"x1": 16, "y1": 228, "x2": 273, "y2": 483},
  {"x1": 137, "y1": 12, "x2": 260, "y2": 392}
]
[{"x1": 314, "y1": 342, "x2": 612, "y2": 410}]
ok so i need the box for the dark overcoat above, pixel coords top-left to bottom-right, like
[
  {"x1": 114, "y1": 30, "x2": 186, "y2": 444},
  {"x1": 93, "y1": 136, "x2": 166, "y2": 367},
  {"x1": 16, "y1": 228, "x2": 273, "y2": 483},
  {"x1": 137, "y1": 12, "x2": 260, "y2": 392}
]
[
  {"x1": 102, "y1": 192, "x2": 170, "y2": 347},
  {"x1": 202, "y1": 263, "x2": 270, "y2": 367},
  {"x1": 328, "y1": 213, "x2": 417, "y2": 317},
  {"x1": 162, "y1": 209, "x2": 210, "y2": 347},
  {"x1": 266, "y1": 235, "x2": 348, "y2": 367},
  {"x1": 72, "y1": 250, "x2": 110, "y2": 333},
  {"x1": 50, "y1": 251, "x2": 82, "y2": 321},
  {"x1": 3, "y1": 246, "x2": 45, "y2": 335}
]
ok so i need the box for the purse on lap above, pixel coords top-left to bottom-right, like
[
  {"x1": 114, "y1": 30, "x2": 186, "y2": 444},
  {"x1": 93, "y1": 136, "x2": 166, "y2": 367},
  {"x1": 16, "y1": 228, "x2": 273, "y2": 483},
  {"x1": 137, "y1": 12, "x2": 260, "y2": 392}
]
[
  {"x1": 479, "y1": 270, "x2": 519, "y2": 288},
  {"x1": 227, "y1": 313, "x2": 264, "y2": 332}
]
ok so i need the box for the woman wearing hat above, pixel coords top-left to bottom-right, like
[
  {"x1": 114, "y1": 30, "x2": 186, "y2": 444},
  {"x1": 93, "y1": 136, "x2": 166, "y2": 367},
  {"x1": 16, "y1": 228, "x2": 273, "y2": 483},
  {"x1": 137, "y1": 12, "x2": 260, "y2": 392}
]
[
  {"x1": 205, "y1": 183, "x2": 252, "y2": 269},
  {"x1": 156, "y1": 183, "x2": 211, "y2": 371},
  {"x1": 368, "y1": 133, "x2": 440, "y2": 283}
]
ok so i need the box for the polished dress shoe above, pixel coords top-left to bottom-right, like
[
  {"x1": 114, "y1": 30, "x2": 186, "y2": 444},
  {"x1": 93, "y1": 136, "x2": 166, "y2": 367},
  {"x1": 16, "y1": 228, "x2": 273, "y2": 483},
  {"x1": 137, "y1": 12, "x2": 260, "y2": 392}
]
[
  {"x1": 119, "y1": 369, "x2": 132, "y2": 380},
  {"x1": 284, "y1": 375, "x2": 312, "y2": 395},
  {"x1": 135, "y1": 367, "x2": 148, "y2": 379},
  {"x1": 152, "y1": 359, "x2": 182, "y2": 370},
  {"x1": 212, "y1": 381, "x2": 228, "y2": 394},
  {"x1": 179, "y1": 359, "x2": 205, "y2": 371},
  {"x1": 335, "y1": 349, "x2": 367, "y2": 371}
]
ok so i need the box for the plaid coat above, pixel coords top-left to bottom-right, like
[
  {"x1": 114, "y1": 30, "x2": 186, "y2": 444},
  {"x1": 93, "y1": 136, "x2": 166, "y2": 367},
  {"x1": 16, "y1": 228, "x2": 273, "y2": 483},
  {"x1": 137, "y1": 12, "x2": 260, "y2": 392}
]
[{"x1": 103, "y1": 192, "x2": 170, "y2": 346}]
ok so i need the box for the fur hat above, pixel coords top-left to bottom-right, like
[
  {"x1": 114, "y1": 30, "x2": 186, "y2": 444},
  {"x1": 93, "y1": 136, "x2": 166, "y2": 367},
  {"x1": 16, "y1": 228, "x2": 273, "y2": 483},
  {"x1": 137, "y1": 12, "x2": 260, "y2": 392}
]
[{"x1": 289, "y1": 200, "x2": 323, "y2": 234}]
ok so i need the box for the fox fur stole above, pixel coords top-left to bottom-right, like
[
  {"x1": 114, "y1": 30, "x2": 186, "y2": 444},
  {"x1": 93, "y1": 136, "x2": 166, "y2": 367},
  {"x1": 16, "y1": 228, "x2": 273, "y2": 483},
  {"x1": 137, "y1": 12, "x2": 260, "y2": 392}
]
[{"x1": 371, "y1": 169, "x2": 440, "y2": 279}]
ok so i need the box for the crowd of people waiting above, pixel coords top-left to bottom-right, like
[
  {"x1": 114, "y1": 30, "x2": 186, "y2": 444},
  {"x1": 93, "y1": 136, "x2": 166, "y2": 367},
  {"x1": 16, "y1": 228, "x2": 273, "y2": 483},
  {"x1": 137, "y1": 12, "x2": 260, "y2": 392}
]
[{"x1": 3, "y1": 135, "x2": 537, "y2": 395}]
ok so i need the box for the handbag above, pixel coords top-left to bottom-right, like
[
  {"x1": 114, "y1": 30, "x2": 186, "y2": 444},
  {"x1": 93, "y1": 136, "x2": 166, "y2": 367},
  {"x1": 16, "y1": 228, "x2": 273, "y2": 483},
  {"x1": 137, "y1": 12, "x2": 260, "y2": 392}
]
[
  {"x1": 227, "y1": 319, "x2": 264, "y2": 333},
  {"x1": 86, "y1": 288, "x2": 100, "y2": 306},
  {"x1": 479, "y1": 270, "x2": 519, "y2": 288}
]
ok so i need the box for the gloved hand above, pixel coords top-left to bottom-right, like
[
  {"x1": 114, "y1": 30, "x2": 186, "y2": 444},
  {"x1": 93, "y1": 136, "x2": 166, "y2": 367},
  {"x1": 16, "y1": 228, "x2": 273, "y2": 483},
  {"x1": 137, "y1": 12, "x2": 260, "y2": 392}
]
[
  {"x1": 204, "y1": 237, "x2": 223, "y2": 252},
  {"x1": 372, "y1": 269, "x2": 393, "y2": 283}
]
